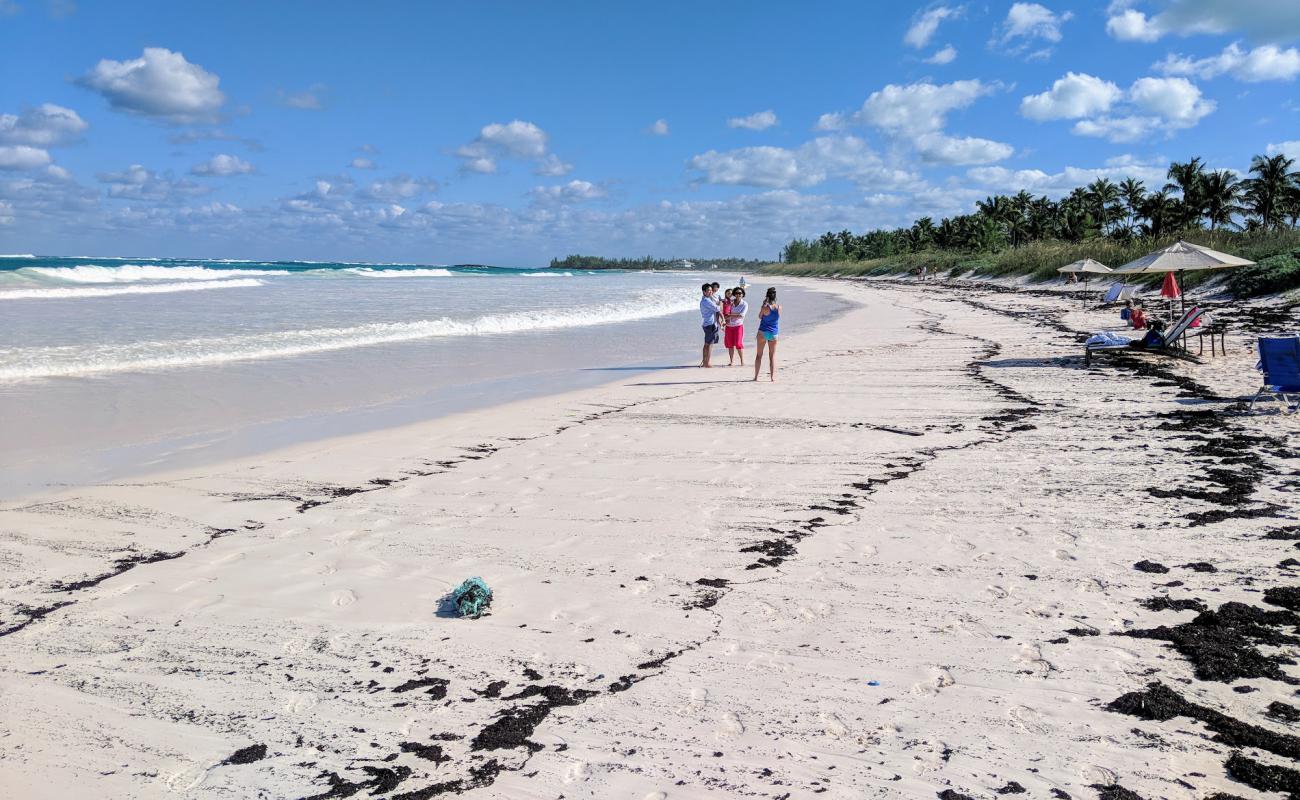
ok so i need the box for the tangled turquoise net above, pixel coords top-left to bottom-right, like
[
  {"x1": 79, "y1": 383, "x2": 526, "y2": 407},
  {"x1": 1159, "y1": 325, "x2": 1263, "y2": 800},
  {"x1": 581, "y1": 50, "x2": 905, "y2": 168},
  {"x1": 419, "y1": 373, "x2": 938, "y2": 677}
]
[{"x1": 451, "y1": 576, "x2": 493, "y2": 618}]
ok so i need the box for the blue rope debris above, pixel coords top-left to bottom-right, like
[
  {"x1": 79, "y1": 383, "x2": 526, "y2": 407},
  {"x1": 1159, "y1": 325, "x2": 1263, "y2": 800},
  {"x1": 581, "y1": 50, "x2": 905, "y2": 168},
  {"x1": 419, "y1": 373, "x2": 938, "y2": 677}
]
[{"x1": 451, "y1": 576, "x2": 493, "y2": 619}]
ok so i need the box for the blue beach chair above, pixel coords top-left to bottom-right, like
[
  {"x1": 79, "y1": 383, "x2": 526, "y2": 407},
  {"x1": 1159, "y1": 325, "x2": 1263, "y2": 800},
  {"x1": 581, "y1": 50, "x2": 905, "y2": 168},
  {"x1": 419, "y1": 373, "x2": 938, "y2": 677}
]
[{"x1": 1250, "y1": 337, "x2": 1300, "y2": 414}]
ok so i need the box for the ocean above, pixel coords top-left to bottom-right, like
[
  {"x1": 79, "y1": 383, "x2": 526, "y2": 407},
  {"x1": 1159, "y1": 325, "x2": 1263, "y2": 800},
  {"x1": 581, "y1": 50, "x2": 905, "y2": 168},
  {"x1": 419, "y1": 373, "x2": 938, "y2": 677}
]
[{"x1": 0, "y1": 255, "x2": 849, "y2": 495}]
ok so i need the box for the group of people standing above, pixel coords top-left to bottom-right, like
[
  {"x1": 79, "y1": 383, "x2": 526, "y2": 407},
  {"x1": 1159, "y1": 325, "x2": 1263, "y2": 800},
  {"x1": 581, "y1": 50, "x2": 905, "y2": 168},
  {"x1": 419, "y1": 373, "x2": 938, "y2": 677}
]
[{"x1": 699, "y1": 280, "x2": 781, "y2": 381}]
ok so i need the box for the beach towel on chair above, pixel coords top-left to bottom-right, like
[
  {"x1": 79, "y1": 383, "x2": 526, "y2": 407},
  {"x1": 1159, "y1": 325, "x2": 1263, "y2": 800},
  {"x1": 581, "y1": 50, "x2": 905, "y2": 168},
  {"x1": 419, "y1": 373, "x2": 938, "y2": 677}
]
[{"x1": 1086, "y1": 331, "x2": 1130, "y2": 347}]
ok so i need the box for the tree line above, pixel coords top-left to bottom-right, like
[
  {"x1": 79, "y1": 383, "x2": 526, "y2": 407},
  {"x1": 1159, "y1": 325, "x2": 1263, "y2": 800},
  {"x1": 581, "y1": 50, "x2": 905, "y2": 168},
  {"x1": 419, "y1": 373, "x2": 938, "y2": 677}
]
[
  {"x1": 780, "y1": 153, "x2": 1300, "y2": 263},
  {"x1": 549, "y1": 254, "x2": 768, "y2": 271}
]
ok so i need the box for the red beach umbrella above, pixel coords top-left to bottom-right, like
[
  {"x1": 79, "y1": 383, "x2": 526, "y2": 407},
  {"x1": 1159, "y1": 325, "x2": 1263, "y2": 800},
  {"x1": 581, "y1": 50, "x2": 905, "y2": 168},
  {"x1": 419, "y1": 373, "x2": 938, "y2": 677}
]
[{"x1": 1160, "y1": 271, "x2": 1180, "y2": 299}]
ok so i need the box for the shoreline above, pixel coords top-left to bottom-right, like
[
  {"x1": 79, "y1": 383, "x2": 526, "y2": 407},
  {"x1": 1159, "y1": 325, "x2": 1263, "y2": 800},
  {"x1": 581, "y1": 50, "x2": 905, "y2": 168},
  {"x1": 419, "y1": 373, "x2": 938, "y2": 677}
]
[
  {"x1": 1, "y1": 278, "x2": 1298, "y2": 799},
  {"x1": 0, "y1": 279, "x2": 853, "y2": 501}
]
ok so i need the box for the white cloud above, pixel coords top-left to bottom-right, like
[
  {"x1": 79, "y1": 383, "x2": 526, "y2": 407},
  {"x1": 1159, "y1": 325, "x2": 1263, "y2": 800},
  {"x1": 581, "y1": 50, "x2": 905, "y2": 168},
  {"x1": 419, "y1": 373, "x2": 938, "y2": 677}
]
[
  {"x1": 1107, "y1": 0, "x2": 1300, "y2": 43},
  {"x1": 727, "y1": 110, "x2": 779, "y2": 131},
  {"x1": 915, "y1": 133, "x2": 1014, "y2": 164},
  {"x1": 688, "y1": 135, "x2": 917, "y2": 190},
  {"x1": 365, "y1": 175, "x2": 438, "y2": 201},
  {"x1": 813, "y1": 112, "x2": 847, "y2": 131},
  {"x1": 1020, "y1": 72, "x2": 1123, "y2": 119},
  {"x1": 924, "y1": 45, "x2": 958, "y2": 64},
  {"x1": 1267, "y1": 140, "x2": 1300, "y2": 159},
  {"x1": 648, "y1": 118, "x2": 669, "y2": 136},
  {"x1": 0, "y1": 145, "x2": 52, "y2": 170},
  {"x1": 97, "y1": 164, "x2": 210, "y2": 200},
  {"x1": 455, "y1": 120, "x2": 566, "y2": 175},
  {"x1": 350, "y1": 157, "x2": 377, "y2": 170},
  {"x1": 1127, "y1": 76, "x2": 1215, "y2": 124},
  {"x1": 278, "y1": 84, "x2": 326, "y2": 110},
  {"x1": 853, "y1": 79, "x2": 997, "y2": 135},
  {"x1": 1155, "y1": 42, "x2": 1300, "y2": 82},
  {"x1": 905, "y1": 6, "x2": 961, "y2": 48},
  {"x1": 531, "y1": 179, "x2": 607, "y2": 203},
  {"x1": 994, "y1": 2, "x2": 1073, "y2": 56},
  {"x1": 77, "y1": 47, "x2": 225, "y2": 123},
  {"x1": 0, "y1": 0, "x2": 19, "y2": 15},
  {"x1": 190, "y1": 153, "x2": 254, "y2": 176},
  {"x1": 534, "y1": 153, "x2": 573, "y2": 177},
  {"x1": 968, "y1": 158, "x2": 1169, "y2": 197},
  {"x1": 0, "y1": 104, "x2": 88, "y2": 147},
  {"x1": 1023, "y1": 72, "x2": 1213, "y2": 141}
]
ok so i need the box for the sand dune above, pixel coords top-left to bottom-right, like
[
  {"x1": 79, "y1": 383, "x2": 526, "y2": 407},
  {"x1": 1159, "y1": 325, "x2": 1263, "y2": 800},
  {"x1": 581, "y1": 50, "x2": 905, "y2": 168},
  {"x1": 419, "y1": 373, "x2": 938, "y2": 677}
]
[{"x1": 1, "y1": 279, "x2": 1297, "y2": 799}]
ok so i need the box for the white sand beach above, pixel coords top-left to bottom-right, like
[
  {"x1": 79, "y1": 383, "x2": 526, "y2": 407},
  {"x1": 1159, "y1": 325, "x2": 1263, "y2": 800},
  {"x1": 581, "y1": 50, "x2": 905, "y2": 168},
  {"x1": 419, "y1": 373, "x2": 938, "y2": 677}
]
[{"x1": 2, "y1": 279, "x2": 1298, "y2": 800}]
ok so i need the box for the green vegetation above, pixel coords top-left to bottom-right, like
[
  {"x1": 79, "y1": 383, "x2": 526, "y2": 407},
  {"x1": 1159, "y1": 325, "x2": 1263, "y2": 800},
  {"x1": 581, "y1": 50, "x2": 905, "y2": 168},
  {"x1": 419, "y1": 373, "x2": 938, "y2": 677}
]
[
  {"x1": 549, "y1": 254, "x2": 767, "y2": 271},
  {"x1": 768, "y1": 152, "x2": 1300, "y2": 298}
]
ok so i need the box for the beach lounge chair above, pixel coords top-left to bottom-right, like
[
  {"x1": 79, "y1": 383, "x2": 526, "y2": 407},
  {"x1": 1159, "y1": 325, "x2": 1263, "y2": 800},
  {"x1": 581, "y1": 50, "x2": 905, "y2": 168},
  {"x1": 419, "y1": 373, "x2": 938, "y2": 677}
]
[
  {"x1": 1249, "y1": 337, "x2": 1300, "y2": 414},
  {"x1": 1102, "y1": 283, "x2": 1123, "y2": 303},
  {"x1": 1084, "y1": 307, "x2": 1204, "y2": 366}
]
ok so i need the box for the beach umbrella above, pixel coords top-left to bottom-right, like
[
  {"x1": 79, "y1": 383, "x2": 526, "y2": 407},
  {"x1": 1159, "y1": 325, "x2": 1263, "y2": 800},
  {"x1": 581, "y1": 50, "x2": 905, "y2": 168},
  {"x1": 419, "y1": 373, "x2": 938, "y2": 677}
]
[
  {"x1": 1111, "y1": 240, "x2": 1254, "y2": 313},
  {"x1": 1057, "y1": 258, "x2": 1112, "y2": 306},
  {"x1": 1160, "y1": 271, "x2": 1181, "y2": 299}
]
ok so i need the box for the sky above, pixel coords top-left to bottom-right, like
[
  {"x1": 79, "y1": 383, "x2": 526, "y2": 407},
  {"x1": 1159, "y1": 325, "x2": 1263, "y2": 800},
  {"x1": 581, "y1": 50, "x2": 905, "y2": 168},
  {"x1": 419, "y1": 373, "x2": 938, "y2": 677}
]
[{"x1": 1, "y1": 0, "x2": 1299, "y2": 265}]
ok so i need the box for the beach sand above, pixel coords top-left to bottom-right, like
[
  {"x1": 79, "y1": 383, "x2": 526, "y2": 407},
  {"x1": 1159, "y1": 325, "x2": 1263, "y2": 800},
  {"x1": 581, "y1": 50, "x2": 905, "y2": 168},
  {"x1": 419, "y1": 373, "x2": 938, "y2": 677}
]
[{"x1": 1, "y1": 278, "x2": 1297, "y2": 799}]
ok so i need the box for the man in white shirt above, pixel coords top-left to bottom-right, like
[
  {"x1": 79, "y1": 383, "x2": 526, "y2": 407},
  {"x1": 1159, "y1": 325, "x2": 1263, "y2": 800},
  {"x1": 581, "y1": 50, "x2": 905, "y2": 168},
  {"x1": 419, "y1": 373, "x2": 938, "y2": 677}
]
[{"x1": 699, "y1": 283, "x2": 722, "y2": 367}]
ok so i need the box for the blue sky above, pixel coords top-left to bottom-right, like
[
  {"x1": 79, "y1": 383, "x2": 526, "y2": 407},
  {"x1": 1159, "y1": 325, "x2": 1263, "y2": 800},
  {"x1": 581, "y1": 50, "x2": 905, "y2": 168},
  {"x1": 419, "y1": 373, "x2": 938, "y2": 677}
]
[{"x1": 1, "y1": 0, "x2": 1298, "y2": 264}]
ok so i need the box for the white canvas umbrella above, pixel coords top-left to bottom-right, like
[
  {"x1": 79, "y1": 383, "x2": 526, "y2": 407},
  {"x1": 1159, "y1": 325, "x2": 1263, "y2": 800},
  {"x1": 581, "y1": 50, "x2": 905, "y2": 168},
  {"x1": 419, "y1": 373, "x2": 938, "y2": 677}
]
[
  {"x1": 1058, "y1": 258, "x2": 1112, "y2": 305},
  {"x1": 1111, "y1": 240, "x2": 1254, "y2": 313}
]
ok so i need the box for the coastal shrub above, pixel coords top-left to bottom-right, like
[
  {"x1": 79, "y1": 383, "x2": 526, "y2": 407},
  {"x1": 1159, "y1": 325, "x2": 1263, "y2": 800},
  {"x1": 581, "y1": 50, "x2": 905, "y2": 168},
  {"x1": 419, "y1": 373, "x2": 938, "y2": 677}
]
[{"x1": 1226, "y1": 250, "x2": 1300, "y2": 298}]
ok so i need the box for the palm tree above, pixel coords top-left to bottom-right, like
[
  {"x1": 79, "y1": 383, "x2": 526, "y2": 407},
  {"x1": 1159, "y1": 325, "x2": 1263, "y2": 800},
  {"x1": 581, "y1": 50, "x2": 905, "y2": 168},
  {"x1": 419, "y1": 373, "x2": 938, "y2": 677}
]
[
  {"x1": 1119, "y1": 177, "x2": 1146, "y2": 231},
  {"x1": 1086, "y1": 178, "x2": 1121, "y2": 234},
  {"x1": 1137, "y1": 188, "x2": 1180, "y2": 240},
  {"x1": 1200, "y1": 170, "x2": 1243, "y2": 231},
  {"x1": 1166, "y1": 157, "x2": 1206, "y2": 228},
  {"x1": 1243, "y1": 153, "x2": 1299, "y2": 230}
]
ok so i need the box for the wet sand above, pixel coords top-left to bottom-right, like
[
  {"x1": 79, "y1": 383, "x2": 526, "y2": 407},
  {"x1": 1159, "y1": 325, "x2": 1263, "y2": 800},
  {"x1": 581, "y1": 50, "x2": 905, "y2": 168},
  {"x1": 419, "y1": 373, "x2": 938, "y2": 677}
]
[{"x1": 1, "y1": 278, "x2": 1297, "y2": 799}]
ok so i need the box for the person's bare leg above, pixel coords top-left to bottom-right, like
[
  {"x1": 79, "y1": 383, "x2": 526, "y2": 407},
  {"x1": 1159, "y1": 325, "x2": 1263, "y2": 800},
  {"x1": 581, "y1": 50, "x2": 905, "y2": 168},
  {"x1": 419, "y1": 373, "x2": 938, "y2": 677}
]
[
  {"x1": 727, "y1": 345, "x2": 735, "y2": 366},
  {"x1": 752, "y1": 337, "x2": 766, "y2": 381},
  {"x1": 738, "y1": 342, "x2": 745, "y2": 367},
  {"x1": 767, "y1": 340, "x2": 778, "y2": 381},
  {"x1": 701, "y1": 342, "x2": 710, "y2": 368}
]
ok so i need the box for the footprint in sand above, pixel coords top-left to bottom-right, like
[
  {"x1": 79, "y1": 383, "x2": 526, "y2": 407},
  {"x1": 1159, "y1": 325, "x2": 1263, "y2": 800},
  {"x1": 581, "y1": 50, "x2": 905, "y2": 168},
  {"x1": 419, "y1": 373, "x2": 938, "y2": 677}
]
[
  {"x1": 166, "y1": 765, "x2": 208, "y2": 791},
  {"x1": 986, "y1": 585, "x2": 1009, "y2": 600},
  {"x1": 861, "y1": 544, "x2": 879, "y2": 558},
  {"x1": 820, "y1": 712, "x2": 850, "y2": 739},
  {"x1": 1083, "y1": 765, "x2": 1117, "y2": 785},
  {"x1": 1008, "y1": 705, "x2": 1048, "y2": 734},
  {"x1": 1052, "y1": 549, "x2": 1077, "y2": 561},
  {"x1": 314, "y1": 563, "x2": 337, "y2": 576},
  {"x1": 563, "y1": 761, "x2": 591, "y2": 783},
  {"x1": 1016, "y1": 645, "x2": 1054, "y2": 677},
  {"x1": 331, "y1": 589, "x2": 357, "y2": 607},
  {"x1": 285, "y1": 692, "x2": 319, "y2": 713},
  {"x1": 913, "y1": 667, "x2": 954, "y2": 696},
  {"x1": 644, "y1": 792, "x2": 668, "y2": 800},
  {"x1": 717, "y1": 711, "x2": 745, "y2": 739},
  {"x1": 680, "y1": 687, "x2": 709, "y2": 714}
]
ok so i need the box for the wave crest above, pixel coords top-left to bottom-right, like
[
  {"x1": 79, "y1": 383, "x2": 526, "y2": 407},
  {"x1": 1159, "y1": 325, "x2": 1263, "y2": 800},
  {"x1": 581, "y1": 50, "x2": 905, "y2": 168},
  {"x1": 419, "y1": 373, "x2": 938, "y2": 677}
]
[
  {"x1": 0, "y1": 279, "x2": 264, "y2": 301},
  {"x1": 22, "y1": 265, "x2": 285, "y2": 283}
]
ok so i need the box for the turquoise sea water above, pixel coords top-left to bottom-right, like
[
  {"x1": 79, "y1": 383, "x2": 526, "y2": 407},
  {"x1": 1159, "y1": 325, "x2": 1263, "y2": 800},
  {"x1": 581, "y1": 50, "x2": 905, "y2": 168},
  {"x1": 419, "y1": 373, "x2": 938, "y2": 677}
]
[{"x1": 0, "y1": 254, "x2": 848, "y2": 494}]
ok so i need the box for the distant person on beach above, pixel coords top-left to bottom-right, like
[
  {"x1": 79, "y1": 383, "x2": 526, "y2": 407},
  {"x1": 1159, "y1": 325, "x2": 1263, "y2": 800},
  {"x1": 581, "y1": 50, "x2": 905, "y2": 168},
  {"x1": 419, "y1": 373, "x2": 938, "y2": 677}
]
[
  {"x1": 700, "y1": 283, "x2": 722, "y2": 368},
  {"x1": 1130, "y1": 304, "x2": 1147, "y2": 330},
  {"x1": 752, "y1": 287, "x2": 780, "y2": 382},
  {"x1": 726, "y1": 286, "x2": 747, "y2": 366},
  {"x1": 1120, "y1": 300, "x2": 1134, "y2": 326},
  {"x1": 1130, "y1": 317, "x2": 1166, "y2": 349}
]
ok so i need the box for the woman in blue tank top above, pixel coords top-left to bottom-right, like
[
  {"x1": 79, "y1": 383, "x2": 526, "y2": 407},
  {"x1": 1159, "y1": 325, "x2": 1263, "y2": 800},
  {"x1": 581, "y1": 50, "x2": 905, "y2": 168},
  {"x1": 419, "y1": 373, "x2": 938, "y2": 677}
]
[{"x1": 753, "y1": 286, "x2": 780, "y2": 382}]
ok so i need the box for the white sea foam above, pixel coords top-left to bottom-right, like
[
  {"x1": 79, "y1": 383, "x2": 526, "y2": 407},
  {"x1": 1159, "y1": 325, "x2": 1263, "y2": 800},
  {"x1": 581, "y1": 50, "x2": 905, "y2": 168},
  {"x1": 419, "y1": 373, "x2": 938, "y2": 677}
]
[
  {"x1": 0, "y1": 279, "x2": 265, "y2": 301},
  {"x1": 345, "y1": 267, "x2": 457, "y2": 278},
  {"x1": 0, "y1": 290, "x2": 696, "y2": 380},
  {"x1": 0, "y1": 253, "x2": 35, "y2": 259},
  {"x1": 521, "y1": 271, "x2": 573, "y2": 277},
  {"x1": 22, "y1": 264, "x2": 285, "y2": 283}
]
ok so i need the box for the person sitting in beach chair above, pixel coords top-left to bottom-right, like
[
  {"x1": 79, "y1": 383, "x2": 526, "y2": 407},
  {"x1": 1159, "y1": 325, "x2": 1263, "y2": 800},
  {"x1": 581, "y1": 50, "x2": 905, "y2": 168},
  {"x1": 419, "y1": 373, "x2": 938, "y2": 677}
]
[
  {"x1": 1084, "y1": 306, "x2": 1204, "y2": 366},
  {"x1": 1249, "y1": 336, "x2": 1300, "y2": 414},
  {"x1": 1128, "y1": 318, "x2": 1166, "y2": 349}
]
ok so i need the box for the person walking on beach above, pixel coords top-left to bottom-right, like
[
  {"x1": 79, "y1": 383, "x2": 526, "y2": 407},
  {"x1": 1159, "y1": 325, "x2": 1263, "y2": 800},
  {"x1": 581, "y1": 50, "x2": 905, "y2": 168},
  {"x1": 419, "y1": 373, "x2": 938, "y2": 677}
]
[
  {"x1": 700, "y1": 283, "x2": 722, "y2": 368},
  {"x1": 752, "y1": 287, "x2": 780, "y2": 382},
  {"x1": 725, "y1": 286, "x2": 747, "y2": 366}
]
